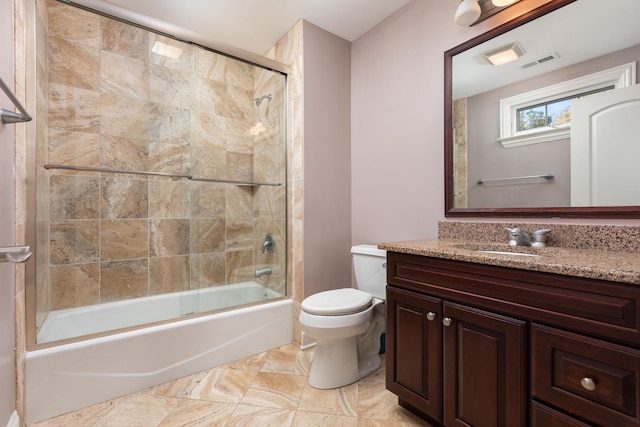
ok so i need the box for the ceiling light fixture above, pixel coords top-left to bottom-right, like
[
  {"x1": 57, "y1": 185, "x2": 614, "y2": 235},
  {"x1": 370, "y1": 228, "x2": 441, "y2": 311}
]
[
  {"x1": 483, "y1": 42, "x2": 525, "y2": 66},
  {"x1": 454, "y1": 0, "x2": 481, "y2": 26}
]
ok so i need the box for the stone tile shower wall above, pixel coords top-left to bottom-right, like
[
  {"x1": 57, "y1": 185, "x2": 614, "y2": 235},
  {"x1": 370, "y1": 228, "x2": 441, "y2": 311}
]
[{"x1": 35, "y1": 0, "x2": 287, "y2": 330}]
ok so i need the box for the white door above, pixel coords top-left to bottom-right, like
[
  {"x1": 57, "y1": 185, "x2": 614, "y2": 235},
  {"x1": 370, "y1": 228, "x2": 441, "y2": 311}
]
[{"x1": 571, "y1": 84, "x2": 640, "y2": 206}]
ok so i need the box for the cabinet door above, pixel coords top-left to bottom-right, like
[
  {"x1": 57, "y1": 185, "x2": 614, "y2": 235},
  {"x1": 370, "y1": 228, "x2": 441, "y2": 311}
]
[
  {"x1": 386, "y1": 286, "x2": 443, "y2": 422},
  {"x1": 443, "y1": 301, "x2": 526, "y2": 427}
]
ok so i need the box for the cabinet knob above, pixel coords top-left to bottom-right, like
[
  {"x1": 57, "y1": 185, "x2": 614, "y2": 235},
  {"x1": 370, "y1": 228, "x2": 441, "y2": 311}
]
[
  {"x1": 581, "y1": 377, "x2": 596, "y2": 391},
  {"x1": 442, "y1": 317, "x2": 452, "y2": 327},
  {"x1": 427, "y1": 312, "x2": 436, "y2": 321}
]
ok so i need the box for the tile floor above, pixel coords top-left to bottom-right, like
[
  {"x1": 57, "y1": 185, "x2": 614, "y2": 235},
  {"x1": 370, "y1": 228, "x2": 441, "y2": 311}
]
[{"x1": 30, "y1": 343, "x2": 433, "y2": 426}]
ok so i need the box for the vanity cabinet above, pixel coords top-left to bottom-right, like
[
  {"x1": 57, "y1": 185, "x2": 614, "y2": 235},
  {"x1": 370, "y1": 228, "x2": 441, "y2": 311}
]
[{"x1": 385, "y1": 252, "x2": 640, "y2": 427}]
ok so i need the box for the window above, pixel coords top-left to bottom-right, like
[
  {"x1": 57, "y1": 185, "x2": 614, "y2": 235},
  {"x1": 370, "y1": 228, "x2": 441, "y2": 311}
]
[{"x1": 498, "y1": 62, "x2": 636, "y2": 148}]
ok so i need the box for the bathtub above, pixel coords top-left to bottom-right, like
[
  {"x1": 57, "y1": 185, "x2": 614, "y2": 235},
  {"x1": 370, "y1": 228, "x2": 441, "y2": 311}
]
[
  {"x1": 37, "y1": 282, "x2": 284, "y2": 343},
  {"x1": 25, "y1": 283, "x2": 292, "y2": 424}
]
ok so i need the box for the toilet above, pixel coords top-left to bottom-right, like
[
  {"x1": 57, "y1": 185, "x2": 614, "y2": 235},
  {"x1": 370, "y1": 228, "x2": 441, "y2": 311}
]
[{"x1": 299, "y1": 245, "x2": 387, "y2": 389}]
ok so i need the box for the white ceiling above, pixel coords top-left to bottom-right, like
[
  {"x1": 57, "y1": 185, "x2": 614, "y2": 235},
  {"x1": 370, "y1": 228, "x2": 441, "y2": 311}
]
[{"x1": 102, "y1": 0, "x2": 413, "y2": 55}]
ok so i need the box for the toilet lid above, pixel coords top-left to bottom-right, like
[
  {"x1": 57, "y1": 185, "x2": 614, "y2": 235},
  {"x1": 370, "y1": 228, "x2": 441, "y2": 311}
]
[{"x1": 302, "y1": 288, "x2": 373, "y2": 316}]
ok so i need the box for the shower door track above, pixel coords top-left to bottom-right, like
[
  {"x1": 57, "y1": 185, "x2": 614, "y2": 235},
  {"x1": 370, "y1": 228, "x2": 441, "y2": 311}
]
[{"x1": 44, "y1": 164, "x2": 282, "y2": 187}]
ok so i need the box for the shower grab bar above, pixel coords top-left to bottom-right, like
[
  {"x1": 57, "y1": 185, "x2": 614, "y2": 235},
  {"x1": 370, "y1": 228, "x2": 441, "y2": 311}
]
[
  {"x1": 0, "y1": 246, "x2": 32, "y2": 263},
  {"x1": 477, "y1": 173, "x2": 554, "y2": 185},
  {"x1": 0, "y1": 76, "x2": 32, "y2": 124},
  {"x1": 43, "y1": 164, "x2": 282, "y2": 186}
]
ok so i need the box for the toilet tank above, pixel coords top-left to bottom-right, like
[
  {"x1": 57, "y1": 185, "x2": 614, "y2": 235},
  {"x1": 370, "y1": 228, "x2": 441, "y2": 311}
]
[{"x1": 351, "y1": 245, "x2": 387, "y2": 300}]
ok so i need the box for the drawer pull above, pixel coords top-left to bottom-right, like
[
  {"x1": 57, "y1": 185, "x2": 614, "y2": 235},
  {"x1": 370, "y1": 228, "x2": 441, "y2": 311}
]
[
  {"x1": 580, "y1": 377, "x2": 596, "y2": 391},
  {"x1": 427, "y1": 312, "x2": 436, "y2": 321},
  {"x1": 443, "y1": 317, "x2": 452, "y2": 327}
]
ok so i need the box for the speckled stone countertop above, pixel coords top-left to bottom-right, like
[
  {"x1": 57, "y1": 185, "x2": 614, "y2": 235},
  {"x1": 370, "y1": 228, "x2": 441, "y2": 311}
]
[{"x1": 378, "y1": 222, "x2": 640, "y2": 285}]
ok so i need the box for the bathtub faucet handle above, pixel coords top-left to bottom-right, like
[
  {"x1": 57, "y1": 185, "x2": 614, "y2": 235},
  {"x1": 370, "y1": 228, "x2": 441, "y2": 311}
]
[{"x1": 261, "y1": 233, "x2": 275, "y2": 254}]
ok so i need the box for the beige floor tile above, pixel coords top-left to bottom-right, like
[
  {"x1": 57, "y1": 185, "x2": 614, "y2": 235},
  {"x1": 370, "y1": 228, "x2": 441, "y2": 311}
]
[
  {"x1": 188, "y1": 367, "x2": 258, "y2": 403},
  {"x1": 260, "y1": 345, "x2": 313, "y2": 376},
  {"x1": 149, "y1": 370, "x2": 209, "y2": 398},
  {"x1": 241, "y1": 371, "x2": 306, "y2": 409},
  {"x1": 297, "y1": 382, "x2": 358, "y2": 417},
  {"x1": 157, "y1": 399, "x2": 237, "y2": 426},
  {"x1": 292, "y1": 410, "x2": 357, "y2": 426},
  {"x1": 357, "y1": 381, "x2": 428, "y2": 425},
  {"x1": 94, "y1": 393, "x2": 181, "y2": 427},
  {"x1": 223, "y1": 350, "x2": 269, "y2": 371},
  {"x1": 226, "y1": 403, "x2": 296, "y2": 427}
]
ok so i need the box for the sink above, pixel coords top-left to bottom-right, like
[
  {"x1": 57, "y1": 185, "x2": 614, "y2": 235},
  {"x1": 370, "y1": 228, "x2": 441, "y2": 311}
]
[
  {"x1": 476, "y1": 250, "x2": 541, "y2": 258},
  {"x1": 453, "y1": 242, "x2": 558, "y2": 258}
]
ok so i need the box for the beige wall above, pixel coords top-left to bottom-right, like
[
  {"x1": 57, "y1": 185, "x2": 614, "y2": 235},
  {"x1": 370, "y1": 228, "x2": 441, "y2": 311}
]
[{"x1": 302, "y1": 21, "x2": 352, "y2": 297}]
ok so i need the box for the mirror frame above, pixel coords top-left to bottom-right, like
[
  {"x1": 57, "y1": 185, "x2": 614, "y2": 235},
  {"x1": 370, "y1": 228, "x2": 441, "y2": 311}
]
[{"x1": 444, "y1": 0, "x2": 640, "y2": 218}]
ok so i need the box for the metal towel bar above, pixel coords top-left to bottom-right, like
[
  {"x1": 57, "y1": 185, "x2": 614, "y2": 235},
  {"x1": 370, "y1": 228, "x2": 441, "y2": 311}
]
[
  {"x1": 477, "y1": 173, "x2": 554, "y2": 185},
  {"x1": 0, "y1": 246, "x2": 31, "y2": 263},
  {"x1": 0, "y1": 76, "x2": 32, "y2": 124},
  {"x1": 43, "y1": 164, "x2": 282, "y2": 187}
]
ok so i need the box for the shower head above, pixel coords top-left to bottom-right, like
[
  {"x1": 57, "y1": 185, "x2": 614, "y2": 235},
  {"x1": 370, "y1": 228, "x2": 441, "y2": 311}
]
[{"x1": 254, "y1": 94, "x2": 272, "y2": 106}]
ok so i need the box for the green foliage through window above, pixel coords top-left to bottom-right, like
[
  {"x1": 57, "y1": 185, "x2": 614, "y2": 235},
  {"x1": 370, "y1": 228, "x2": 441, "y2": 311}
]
[{"x1": 516, "y1": 85, "x2": 614, "y2": 132}]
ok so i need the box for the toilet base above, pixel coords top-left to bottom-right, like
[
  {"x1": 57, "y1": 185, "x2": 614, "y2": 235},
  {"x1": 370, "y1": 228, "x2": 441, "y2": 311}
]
[{"x1": 308, "y1": 336, "x2": 381, "y2": 389}]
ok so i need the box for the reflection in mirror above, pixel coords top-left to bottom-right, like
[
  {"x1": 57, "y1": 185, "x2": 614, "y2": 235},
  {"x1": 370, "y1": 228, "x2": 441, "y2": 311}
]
[{"x1": 445, "y1": 0, "x2": 640, "y2": 217}]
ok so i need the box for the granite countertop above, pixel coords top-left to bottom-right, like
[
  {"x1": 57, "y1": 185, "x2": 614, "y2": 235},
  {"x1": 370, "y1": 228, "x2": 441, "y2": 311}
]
[{"x1": 378, "y1": 239, "x2": 640, "y2": 285}]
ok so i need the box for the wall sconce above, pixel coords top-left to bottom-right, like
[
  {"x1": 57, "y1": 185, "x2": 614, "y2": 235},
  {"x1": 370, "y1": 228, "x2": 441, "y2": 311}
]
[
  {"x1": 455, "y1": 0, "x2": 521, "y2": 26},
  {"x1": 455, "y1": 0, "x2": 481, "y2": 26},
  {"x1": 483, "y1": 42, "x2": 525, "y2": 66}
]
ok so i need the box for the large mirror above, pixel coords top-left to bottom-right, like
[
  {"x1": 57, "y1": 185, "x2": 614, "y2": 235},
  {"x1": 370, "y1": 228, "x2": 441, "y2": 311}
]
[{"x1": 445, "y1": 0, "x2": 640, "y2": 217}]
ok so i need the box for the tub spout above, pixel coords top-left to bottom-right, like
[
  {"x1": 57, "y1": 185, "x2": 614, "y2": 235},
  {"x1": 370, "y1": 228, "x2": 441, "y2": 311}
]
[{"x1": 255, "y1": 267, "x2": 272, "y2": 278}]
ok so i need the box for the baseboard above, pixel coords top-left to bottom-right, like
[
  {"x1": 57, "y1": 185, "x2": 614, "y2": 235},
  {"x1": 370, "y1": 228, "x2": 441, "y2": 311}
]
[
  {"x1": 300, "y1": 332, "x2": 316, "y2": 350},
  {"x1": 6, "y1": 411, "x2": 19, "y2": 427}
]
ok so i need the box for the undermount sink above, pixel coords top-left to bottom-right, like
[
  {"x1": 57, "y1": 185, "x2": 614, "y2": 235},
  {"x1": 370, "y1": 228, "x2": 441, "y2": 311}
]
[
  {"x1": 475, "y1": 250, "x2": 541, "y2": 258},
  {"x1": 453, "y1": 243, "x2": 557, "y2": 258}
]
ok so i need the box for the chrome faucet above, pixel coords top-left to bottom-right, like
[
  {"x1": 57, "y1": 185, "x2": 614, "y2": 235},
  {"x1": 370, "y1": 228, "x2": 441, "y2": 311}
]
[
  {"x1": 254, "y1": 267, "x2": 272, "y2": 278},
  {"x1": 505, "y1": 227, "x2": 551, "y2": 247},
  {"x1": 261, "y1": 233, "x2": 275, "y2": 254},
  {"x1": 504, "y1": 227, "x2": 531, "y2": 246}
]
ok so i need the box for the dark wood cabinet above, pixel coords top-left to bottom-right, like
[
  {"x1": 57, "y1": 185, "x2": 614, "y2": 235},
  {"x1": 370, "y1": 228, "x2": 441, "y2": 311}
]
[
  {"x1": 385, "y1": 251, "x2": 640, "y2": 427},
  {"x1": 386, "y1": 287, "x2": 442, "y2": 421},
  {"x1": 442, "y1": 301, "x2": 526, "y2": 427}
]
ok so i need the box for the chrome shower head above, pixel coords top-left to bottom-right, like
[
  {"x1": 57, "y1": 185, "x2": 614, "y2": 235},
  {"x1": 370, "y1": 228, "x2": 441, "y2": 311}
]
[{"x1": 254, "y1": 94, "x2": 272, "y2": 106}]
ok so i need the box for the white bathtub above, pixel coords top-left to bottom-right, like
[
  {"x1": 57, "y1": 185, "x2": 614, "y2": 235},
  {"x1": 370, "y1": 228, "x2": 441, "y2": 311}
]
[
  {"x1": 37, "y1": 282, "x2": 283, "y2": 343},
  {"x1": 25, "y1": 283, "x2": 292, "y2": 424}
]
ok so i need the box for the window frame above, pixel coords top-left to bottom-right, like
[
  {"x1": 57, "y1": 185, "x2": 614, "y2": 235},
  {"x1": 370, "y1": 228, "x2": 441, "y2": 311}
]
[{"x1": 498, "y1": 62, "x2": 636, "y2": 148}]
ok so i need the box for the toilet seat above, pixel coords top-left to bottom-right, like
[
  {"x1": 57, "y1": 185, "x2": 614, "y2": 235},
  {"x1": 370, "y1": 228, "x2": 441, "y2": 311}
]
[{"x1": 302, "y1": 288, "x2": 373, "y2": 316}]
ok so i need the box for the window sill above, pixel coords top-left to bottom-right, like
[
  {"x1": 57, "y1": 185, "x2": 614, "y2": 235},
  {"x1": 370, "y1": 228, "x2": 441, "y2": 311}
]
[{"x1": 498, "y1": 127, "x2": 570, "y2": 148}]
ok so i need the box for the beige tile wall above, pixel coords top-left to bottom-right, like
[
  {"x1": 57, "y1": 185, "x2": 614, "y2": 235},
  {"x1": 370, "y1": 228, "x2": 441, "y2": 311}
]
[
  {"x1": 266, "y1": 21, "x2": 304, "y2": 343},
  {"x1": 35, "y1": 0, "x2": 288, "y2": 328}
]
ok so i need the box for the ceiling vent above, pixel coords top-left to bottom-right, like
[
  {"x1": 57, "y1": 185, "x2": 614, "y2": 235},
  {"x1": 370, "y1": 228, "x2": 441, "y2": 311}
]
[{"x1": 520, "y1": 53, "x2": 560, "y2": 70}]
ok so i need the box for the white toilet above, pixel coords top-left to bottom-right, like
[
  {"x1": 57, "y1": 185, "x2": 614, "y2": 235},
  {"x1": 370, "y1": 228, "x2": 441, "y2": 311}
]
[{"x1": 299, "y1": 245, "x2": 387, "y2": 389}]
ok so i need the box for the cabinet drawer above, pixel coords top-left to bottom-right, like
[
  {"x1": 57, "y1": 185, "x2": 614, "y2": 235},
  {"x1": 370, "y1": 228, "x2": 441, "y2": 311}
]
[{"x1": 532, "y1": 324, "x2": 640, "y2": 426}]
